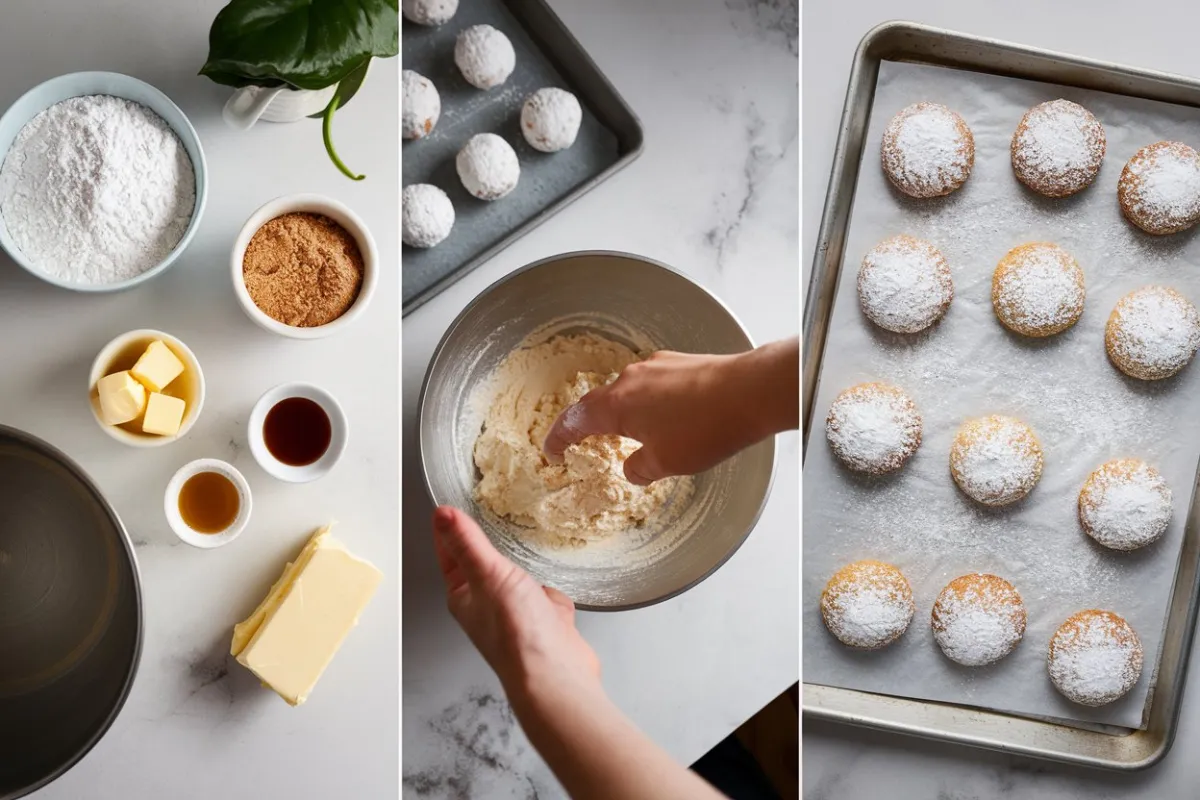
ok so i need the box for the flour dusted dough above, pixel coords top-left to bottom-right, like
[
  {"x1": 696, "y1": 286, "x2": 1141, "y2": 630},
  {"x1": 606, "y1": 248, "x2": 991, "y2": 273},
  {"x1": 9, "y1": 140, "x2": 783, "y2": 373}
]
[{"x1": 474, "y1": 333, "x2": 692, "y2": 546}]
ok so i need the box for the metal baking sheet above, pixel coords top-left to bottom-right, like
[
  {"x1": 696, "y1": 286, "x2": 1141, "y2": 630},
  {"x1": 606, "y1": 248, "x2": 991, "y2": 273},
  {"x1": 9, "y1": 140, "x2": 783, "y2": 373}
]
[
  {"x1": 803, "y1": 21, "x2": 1200, "y2": 770},
  {"x1": 401, "y1": 0, "x2": 643, "y2": 315}
]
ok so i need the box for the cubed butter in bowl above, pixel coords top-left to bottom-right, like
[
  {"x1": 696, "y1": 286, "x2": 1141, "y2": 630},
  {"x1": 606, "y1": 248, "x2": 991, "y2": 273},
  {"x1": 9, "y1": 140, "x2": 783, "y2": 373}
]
[{"x1": 88, "y1": 329, "x2": 204, "y2": 448}]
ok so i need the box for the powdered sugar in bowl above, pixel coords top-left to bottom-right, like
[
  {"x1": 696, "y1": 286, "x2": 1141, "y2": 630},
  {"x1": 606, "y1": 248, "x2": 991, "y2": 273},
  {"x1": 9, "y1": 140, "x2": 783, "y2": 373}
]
[{"x1": 0, "y1": 72, "x2": 207, "y2": 292}]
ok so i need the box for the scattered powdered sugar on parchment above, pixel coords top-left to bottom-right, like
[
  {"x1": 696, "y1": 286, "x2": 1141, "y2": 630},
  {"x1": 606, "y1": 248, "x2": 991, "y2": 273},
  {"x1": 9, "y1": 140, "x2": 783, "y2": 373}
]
[{"x1": 804, "y1": 61, "x2": 1200, "y2": 730}]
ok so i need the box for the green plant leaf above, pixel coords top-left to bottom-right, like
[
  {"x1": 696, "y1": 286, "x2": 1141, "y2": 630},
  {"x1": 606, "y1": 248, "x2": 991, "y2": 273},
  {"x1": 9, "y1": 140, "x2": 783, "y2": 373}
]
[
  {"x1": 199, "y1": 0, "x2": 398, "y2": 91},
  {"x1": 308, "y1": 59, "x2": 368, "y2": 118},
  {"x1": 323, "y1": 79, "x2": 365, "y2": 181}
]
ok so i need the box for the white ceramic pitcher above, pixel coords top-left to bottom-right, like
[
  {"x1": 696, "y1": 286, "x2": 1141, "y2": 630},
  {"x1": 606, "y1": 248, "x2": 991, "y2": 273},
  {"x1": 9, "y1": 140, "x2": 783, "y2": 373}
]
[{"x1": 222, "y1": 84, "x2": 337, "y2": 130}]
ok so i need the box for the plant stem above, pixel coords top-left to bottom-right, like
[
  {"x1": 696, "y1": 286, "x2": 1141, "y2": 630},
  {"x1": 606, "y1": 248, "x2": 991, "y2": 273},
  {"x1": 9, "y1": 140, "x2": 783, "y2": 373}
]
[{"x1": 323, "y1": 94, "x2": 364, "y2": 181}]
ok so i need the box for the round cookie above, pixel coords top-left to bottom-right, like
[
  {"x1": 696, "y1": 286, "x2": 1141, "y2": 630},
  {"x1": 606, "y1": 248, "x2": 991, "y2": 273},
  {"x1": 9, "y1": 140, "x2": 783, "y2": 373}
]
[
  {"x1": 857, "y1": 235, "x2": 954, "y2": 334},
  {"x1": 1105, "y1": 285, "x2": 1200, "y2": 381},
  {"x1": 456, "y1": 133, "x2": 520, "y2": 201},
  {"x1": 1079, "y1": 459, "x2": 1172, "y2": 551},
  {"x1": 825, "y1": 382, "x2": 922, "y2": 475},
  {"x1": 881, "y1": 102, "x2": 975, "y2": 198},
  {"x1": 521, "y1": 88, "x2": 583, "y2": 153},
  {"x1": 950, "y1": 415, "x2": 1043, "y2": 506},
  {"x1": 402, "y1": 0, "x2": 458, "y2": 25},
  {"x1": 1011, "y1": 99, "x2": 1106, "y2": 198},
  {"x1": 1048, "y1": 610, "x2": 1143, "y2": 707},
  {"x1": 402, "y1": 184, "x2": 455, "y2": 249},
  {"x1": 455, "y1": 24, "x2": 516, "y2": 90},
  {"x1": 931, "y1": 573, "x2": 1026, "y2": 667},
  {"x1": 821, "y1": 560, "x2": 915, "y2": 650},
  {"x1": 402, "y1": 70, "x2": 440, "y2": 140},
  {"x1": 1118, "y1": 141, "x2": 1200, "y2": 235},
  {"x1": 991, "y1": 242, "x2": 1085, "y2": 337}
]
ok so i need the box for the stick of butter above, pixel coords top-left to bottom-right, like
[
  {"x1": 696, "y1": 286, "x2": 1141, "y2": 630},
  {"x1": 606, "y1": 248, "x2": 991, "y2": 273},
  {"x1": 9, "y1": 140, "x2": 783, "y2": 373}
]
[
  {"x1": 142, "y1": 393, "x2": 186, "y2": 436},
  {"x1": 131, "y1": 340, "x2": 184, "y2": 393},
  {"x1": 230, "y1": 525, "x2": 382, "y2": 706}
]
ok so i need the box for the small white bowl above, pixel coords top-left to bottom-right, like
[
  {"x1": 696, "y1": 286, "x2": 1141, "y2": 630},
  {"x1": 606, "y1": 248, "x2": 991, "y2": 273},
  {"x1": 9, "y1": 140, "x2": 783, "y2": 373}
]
[
  {"x1": 247, "y1": 382, "x2": 348, "y2": 483},
  {"x1": 165, "y1": 458, "x2": 252, "y2": 548},
  {"x1": 231, "y1": 194, "x2": 378, "y2": 339},
  {"x1": 88, "y1": 329, "x2": 205, "y2": 448}
]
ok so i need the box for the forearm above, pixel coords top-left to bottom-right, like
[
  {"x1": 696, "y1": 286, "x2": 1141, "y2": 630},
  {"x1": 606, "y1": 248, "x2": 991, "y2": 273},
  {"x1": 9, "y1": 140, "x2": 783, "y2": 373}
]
[
  {"x1": 509, "y1": 680, "x2": 725, "y2": 800},
  {"x1": 727, "y1": 337, "x2": 800, "y2": 441}
]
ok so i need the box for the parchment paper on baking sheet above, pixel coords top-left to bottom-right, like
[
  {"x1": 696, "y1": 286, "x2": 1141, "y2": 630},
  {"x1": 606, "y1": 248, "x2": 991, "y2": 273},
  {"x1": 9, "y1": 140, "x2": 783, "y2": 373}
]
[{"x1": 803, "y1": 59, "x2": 1200, "y2": 730}]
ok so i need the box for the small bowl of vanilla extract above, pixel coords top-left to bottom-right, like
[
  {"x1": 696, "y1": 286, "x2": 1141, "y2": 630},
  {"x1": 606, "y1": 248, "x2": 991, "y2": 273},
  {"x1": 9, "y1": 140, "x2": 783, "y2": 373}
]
[
  {"x1": 165, "y1": 458, "x2": 252, "y2": 548},
  {"x1": 247, "y1": 382, "x2": 348, "y2": 483}
]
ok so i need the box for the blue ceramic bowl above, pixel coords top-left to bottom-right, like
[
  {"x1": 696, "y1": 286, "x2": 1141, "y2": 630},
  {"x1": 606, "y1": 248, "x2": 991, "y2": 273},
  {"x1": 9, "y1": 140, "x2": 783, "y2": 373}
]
[{"x1": 0, "y1": 72, "x2": 208, "y2": 292}]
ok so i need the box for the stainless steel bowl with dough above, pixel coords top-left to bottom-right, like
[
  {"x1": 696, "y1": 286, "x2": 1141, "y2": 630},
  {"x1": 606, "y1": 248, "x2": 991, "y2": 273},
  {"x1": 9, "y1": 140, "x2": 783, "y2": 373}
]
[
  {"x1": 419, "y1": 251, "x2": 775, "y2": 610},
  {"x1": 0, "y1": 426, "x2": 142, "y2": 798}
]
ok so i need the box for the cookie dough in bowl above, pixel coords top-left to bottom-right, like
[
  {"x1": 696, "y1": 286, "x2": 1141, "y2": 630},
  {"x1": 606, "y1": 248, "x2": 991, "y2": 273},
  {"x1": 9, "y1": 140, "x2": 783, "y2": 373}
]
[{"x1": 418, "y1": 251, "x2": 774, "y2": 610}]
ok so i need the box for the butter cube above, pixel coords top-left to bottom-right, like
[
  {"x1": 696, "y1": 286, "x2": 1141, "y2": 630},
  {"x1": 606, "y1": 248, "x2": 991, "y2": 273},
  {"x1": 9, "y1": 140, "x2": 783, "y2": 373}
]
[
  {"x1": 96, "y1": 371, "x2": 147, "y2": 425},
  {"x1": 231, "y1": 525, "x2": 382, "y2": 706},
  {"x1": 142, "y1": 392, "x2": 185, "y2": 436},
  {"x1": 130, "y1": 340, "x2": 184, "y2": 392}
]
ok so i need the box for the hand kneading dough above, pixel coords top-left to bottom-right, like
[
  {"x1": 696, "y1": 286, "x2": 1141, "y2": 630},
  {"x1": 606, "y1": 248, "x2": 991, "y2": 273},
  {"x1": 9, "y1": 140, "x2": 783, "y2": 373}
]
[{"x1": 473, "y1": 333, "x2": 692, "y2": 546}]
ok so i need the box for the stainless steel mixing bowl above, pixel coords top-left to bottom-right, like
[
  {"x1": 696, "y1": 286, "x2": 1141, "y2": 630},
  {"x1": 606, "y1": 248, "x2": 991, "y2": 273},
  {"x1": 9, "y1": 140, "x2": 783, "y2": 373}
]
[
  {"x1": 419, "y1": 251, "x2": 775, "y2": 610},
  {"x1": 0, "y1": 426, "x2": 142, "y2": 800}
]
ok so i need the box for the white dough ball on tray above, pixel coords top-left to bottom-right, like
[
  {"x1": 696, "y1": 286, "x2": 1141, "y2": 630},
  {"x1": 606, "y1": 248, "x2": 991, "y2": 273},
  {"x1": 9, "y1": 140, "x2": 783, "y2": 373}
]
[
  {"x1": 521, "y1": 88, "x2": 582, "y2": 152},
  {"x1": 402, "y1": 0, "x2": 458, "y2": 26},
  {"x1": 456, "y1": 133, "x2": 520, "y2": 201},
  {"x1": 402, "y1": 70, "x2": 440, "y2": 140},
  {"x1": 402, "y1": 184, "x2": 455, "y2": 248},
  {"x1": 455, "y1": 24, "x2": 516, "y2": 89}
]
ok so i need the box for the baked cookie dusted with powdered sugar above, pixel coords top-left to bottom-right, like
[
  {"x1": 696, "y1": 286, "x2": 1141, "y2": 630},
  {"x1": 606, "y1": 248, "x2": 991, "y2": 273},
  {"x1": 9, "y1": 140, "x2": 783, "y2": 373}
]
[
  {"x1": 521, "y1": 88, "x2": 582, "y2": 153},
  {"x1": 1079, "y1": 459, "x2": 1172, "y2": 551},
  {"x1": 455, "y1": 24, "x2": 516, "y2": 90},
  {"x1": 881, "y1": 102, "x2": 974, "y2": 198},
  {"x1": 931, "y1": 573, "x2": 1026, "y2": 667},
  {"x1": 1105, "y1": 285, "x2": 1200, "y2": 380},
  {"x1": 1048, "y1": 610, "x2": 1143, "y2": 707},
  {"x1": 825, "y1": 382, "x2": 922, "y2": 475},
  {"x1": 402, "y1": 184, "x2": 454, "y2": 248},
  {"x1": 402, "y1": 70, "x2": 440, "y2": 140},
  {"x1": 1011, "y1": 99, "x2": 1106, "y2": 198},
  {"x1": 456, "y1": 133, "x2": 520, "y2": 200},
  {"x1": 821, "y1": 560, "x2": 915, "y2": 650},
  {"x1": 1118, "y1": 141, "x2": 1200, "y2": 235},
  {"x1": 402, "y1": 0, "x2": 457, "y2": 26},
  {"x1": 950, "y1": 415, "x2": 1043, "y2": 506},
  {"x1": 858, "y1": 235, "x2": 954, "y2": 334},
  {"x1": 991, "y1": 242, "x2": 1085, "y2": 337}
]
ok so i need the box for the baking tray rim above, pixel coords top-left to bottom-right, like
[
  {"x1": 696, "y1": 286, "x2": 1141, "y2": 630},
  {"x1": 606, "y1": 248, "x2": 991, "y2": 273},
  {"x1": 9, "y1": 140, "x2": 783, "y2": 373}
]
[
  {"x1": 801, "y1": 19, "x2": 1200, "y2": 771},
  {"x1": 401, "y1": 0, "x2": 647, "y2": 317}
]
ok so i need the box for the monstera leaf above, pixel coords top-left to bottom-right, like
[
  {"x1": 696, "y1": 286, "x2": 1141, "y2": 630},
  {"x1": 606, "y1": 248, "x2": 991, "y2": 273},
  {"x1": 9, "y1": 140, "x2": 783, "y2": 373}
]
[{"x1": 200, "y1": 0, "x2": 398, "y2": 179}]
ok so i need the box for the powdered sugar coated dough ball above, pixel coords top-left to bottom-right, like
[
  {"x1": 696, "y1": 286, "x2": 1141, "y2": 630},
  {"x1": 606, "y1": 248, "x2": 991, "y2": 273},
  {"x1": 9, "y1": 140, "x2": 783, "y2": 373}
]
[
  {"x1": 1118, "y1": 141, "x2": 1200, "y2": 235},
  {"x1": 402, "y1": 70, "x2": 440, "y2": 140},
  {"x1": 521, "y1": 88, "x2": 582, "y2": 153},
  {"x1": 402, "y1": 0, "x2": 457, "y2": 26},
  {"x1": 1011, "y1": 99, "x2": 1106, "y2": 198},
  {"x1": 857, "y1": 234, "x2": 953, "y2": 333},
  {"x1": 825, "y1": 382, "x2": 922, "y2": 475},
  {"x1": 455, "y1": 24, "x2": 516, "y2": 89},
  {"x1": 991, "y1": 242, "x2": 1085, "y2": 337},
  {"x1": 1105, "y1": 285, "x2": 1200, "y2": 380},
  {"x1": 950, "y1": 415, "x2": 1043, "y2": 506},
  {"x1": 881, "y1": 102, "x2": 974, "y2": 198},
  {"x1": 931, "y1": 573, "x2": 1026, "y2": 667},
  {"x1": 821, "y1": 560, "x2": 915, "y2": 650},
  {"x1": 1079, "y1": 459, "x2": 1172, "y2": 551},
  {"x1": 402, "y1": 184, "x2": 454, "y2": 248},
  {"x1": 1048, "y1": 610, "x2": 1143, "y2": 707},
  {"x1": 456, "y1": 133, "x2": 520, "y2": 200}
]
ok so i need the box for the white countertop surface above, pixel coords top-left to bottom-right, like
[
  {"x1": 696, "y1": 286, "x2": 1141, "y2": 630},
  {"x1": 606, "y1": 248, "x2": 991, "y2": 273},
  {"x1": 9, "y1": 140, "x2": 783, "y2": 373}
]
[
  {"x1": 2, "y1": 1, "x2": 400, "y2": 797},
  {"x1": 803, "y1": 1, "x2": 1200, "y2": 797},
  {"x1": 401, "y1": 0, "x2": 798, "y2": 796}
]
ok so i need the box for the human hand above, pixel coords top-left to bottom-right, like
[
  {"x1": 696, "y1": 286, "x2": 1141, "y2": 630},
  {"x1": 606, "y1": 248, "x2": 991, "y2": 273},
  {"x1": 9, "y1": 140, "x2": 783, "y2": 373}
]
[
  {"x1": 432, "y1": 506, "x2": 601, "y2": 701},
  {"x1": 543, "y1": 338, "x2": 799, "y2": 485}
]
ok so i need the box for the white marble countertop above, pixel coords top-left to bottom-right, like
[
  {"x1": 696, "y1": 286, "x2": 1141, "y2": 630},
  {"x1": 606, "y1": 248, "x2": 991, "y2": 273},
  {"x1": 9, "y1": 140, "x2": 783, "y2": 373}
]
[
  {"x1": 2, "y1": 1, "x2": 400, "y2": 797},
  {"x1": 803, "y1": 1, "x2": 1200, "y2": 797},
  {"x1": 401, "y1": 0, "x2": 798, "y2": 795}
]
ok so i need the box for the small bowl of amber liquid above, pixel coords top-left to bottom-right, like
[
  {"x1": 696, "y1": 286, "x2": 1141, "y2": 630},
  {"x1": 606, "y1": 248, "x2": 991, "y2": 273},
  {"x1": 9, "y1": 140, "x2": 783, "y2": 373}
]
[
  {"x1": 247, "y1": 382, "x2": 348, "y2": 483},
  {"x1": 165, "y1": 458, "x2": 252, "y2": 548}
]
